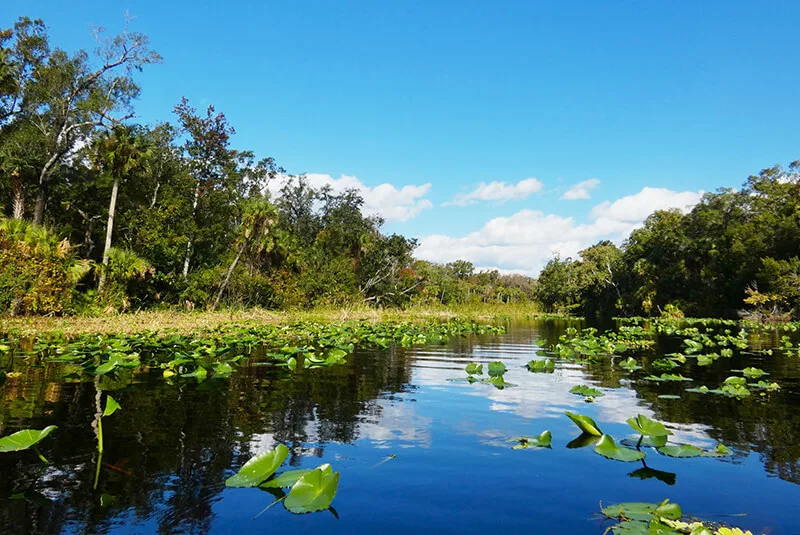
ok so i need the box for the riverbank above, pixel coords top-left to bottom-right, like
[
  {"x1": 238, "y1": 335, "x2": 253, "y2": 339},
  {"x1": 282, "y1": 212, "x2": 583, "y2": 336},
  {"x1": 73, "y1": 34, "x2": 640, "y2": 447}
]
[{"x1": 0, "y1": 303, "x2": 548, "y2": 336}]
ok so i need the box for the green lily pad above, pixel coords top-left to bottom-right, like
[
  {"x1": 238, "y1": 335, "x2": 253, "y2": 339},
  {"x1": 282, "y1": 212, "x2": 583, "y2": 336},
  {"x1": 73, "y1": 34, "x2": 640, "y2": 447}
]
[
  {"x1": 526, "y1": 359, "x2": 555, "y2": 372},
  {"x1": 226, "y1": 444, "x2": 289, "y2": 487},
  {"x1": 643, "y1": 374, "x2": 692, "y2": 382},
  {"x1": 284, "y1": 464, "x2": 340, "y2": 514},
  {"x1": 565, "y1": 411, "x2": 603, "y2": 436},
  {"x1": 0, "y1": 426, "x2": 57, "y2": 453},
  {"x1": 260, "y1": 468, "x2": 314, "y2": 489},
  {"x1": 487, "y1": 361, "x2": 507, "y2": 377},
  {"x1": 657, "y1": 394, "x2": 681, "y2": 400},
  {"x1": 507, "y1": 430, "x2": 552, "y2": 449},
  {"x1": 626, "y1": 414, "x2": 672, "y2": 437},
  {"x1": 620, "y1": 435, "x2": 668, "y2": 448},
  {"x1": 570, "y1": 385, "x2": 604, "y2": 397},
  {"x1": 657, "y1": 443, "x2": 732, "y2": 458},
  {"x1": 465, "y1": 363, "x2": 483, "y2": 375},
  {"x1": 594, "y1": 434, "x2": 646, "y2": 462},
  {"x1": 619, "y1": 357, "x2": 642, "y2": 372},
  {"x1": 602, "y1": 499, "x2": 682, "y2": 521}
]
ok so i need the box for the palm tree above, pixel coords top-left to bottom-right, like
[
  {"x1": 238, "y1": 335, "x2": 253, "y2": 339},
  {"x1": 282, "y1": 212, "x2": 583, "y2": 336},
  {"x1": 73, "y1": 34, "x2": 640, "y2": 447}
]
[
  {"x1": 211, "y1": 198, "x2": 278, "y2": 311},
  {"x1": 91, "y1": 125, "x2": 149, "y2": 294}
]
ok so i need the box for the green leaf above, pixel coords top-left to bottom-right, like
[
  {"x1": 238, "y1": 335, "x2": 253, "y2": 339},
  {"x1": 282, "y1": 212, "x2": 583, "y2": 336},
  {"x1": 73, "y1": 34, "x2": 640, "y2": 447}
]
[
  {"x1": 593, "y1": 434, "x2": 646, "y2": 462},
  {"x1": 95, "y1": 359, "x2": 120, "y2": 376},
  {"x1": 626, "y1": 414, "x2": 672, "y2": 437},
  {"x1": 260, "y1": 468, "x2": 314, "y2": 489},
  {"x1": 226, "y1": 444, "x2": 289, "y2": 487},
  {"x1": 284, "y1": 464, "x2": 340, "y2": 514},
  {"x1": 103, "y1": 395, "x2": 121, "y2": 417},
  {"x1": 181, "y1": 366, "x2": 208, "y2": 382},
  {"x1": 741, "y1": 367, "x2": 766, "y2": 379},
  {"x1": 570, "y1": 384, "x2": 604, "y2": 397},
  {"x1": 657, "y1": 443, "x2": 733, "y2": 458},
  {"x1": 526, "y1": 359, "x2": 555, "y2": 372},
  {"x1": 487, "y1": 361, "x2": 507, "y2": 377},
  {"x1": 507, "y1": 430, "x2": 552, "y2": 448},
  {"x1": 0, "y1": 426, "x2": 57, "y2": 452},
  {"x1": 465, "y1": 363, "x2": 483, "y2": 375},
  {"x1": 619, "y1": 357, "x2": 642, "y2": 372},
  {"x1": 565, "y1": 411, "x2": 603, "y2": 436}
]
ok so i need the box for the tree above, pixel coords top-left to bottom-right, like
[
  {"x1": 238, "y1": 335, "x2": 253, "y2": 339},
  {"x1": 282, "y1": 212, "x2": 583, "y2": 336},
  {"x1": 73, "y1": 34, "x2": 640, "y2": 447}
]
[
  {"x1": 91, "y1": 125, "x2": 149, "y2": 293},
  {"x1": 5, "y1": 17, "x2": 160, "y2": 224},
  {"x1": 211, "y1": 197, "x2": 278, "y2": 311}
]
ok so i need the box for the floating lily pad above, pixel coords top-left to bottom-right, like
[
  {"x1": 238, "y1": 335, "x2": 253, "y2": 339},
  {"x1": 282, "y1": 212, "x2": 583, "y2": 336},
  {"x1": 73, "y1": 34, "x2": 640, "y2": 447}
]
[
  {"x1": 619, "y1": 357, "x2": 642, "y2": 372},
  {"x1": 465, "y1": 363, "x2": 483, "y2": 375},
  {"x1": 487, "y1": 361, "x2": 507, "y2": 377},
  {"x1": 657, "y1": 443, "x2": 732, "y2": 458},
  {"x1": 284, "y1": 464, "x2": 340, "y2": 514},
  {"x1": 657, "y1": 395, "x2": 681, "y2": 400},
  {"x1": 565, "y1": 411, "x2": 603, "y2": 436},
  {"x1": 570, "y1": 385, "x2": 604, "y2": 397},
  {"x1": 260, "y1": 469, "x2": 314, "y2": 489},
  {"x1": 226, "y1": 444, "x2": 289, "y2": 487},
  {"x1": 507, "y1": 430, "x2": 551, "y2": 449},
  {"x1": 643, "y1": 374, "x2": 692, "y2": 382},
  {"x1": 526, "y1": 359, "x2": 555, "y2": 373},
  {"x1": 621, "y1": 435, "x2": 668, "y2": 448},
  {"x1": 594, "y1": 434, "x2": 646, "y2": 462}
]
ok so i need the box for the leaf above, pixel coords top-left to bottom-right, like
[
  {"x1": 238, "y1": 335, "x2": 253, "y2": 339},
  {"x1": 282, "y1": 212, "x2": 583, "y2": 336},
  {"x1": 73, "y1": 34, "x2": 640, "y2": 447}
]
[
  {"x1": 626, "y1": 414, "x2": 672, "y2": 437},
  {"x1": 619, "y1": 357, "x2": 642, "y2": 372},
  {"x1": 226, "y1": 444, "x2": 289, "y2": 487},
  {"x1": 621, "y1": 435, "x2": 668, "y2": 448},
  {"x1": 284, "y1": 464, "x2": 340, "y2": 514},
  {"x1": 507, "y1": 430, "x2": 551, "y2": 448},
  {"x1": 657, "y1": 443, "x2": 733, "y2": 458},
  {"x1": 570, "y1": 385, "x2": 604, "y2": 397},
  {"x1": 602, "y1": 499, "x2": 681, "y2": 521},
  {"x1": 487, "y1": 361, "x2": 507, "y2": 377},
  {"x1": 741, "y1": 367, "x2": 766, "y2": 379},
  {"x1": 260, "y1": 469, "x2": 314, "y2": 489},
  {"x1": 103, "y1": 395, "x2": 121, "y2": 417},
  {"x1": 181, "y1": 366, "x2": 208, "y2": 382},
  {"x1": 593, "y1": 434, "x2": 646, "y2": 462},
  {"x1": 465, "y1": 363, "x2": 483, "y2": 375},
  {"x1": 526, "y1": 359, "x2": 555, "y2": 372},
  {"x1": 0, "y1": 426, "x2": 57, "y2": 452},
  {"x1": 565, "y1": 411, "x2": 603, "y2": 436},
  {"x1": 480, "y1": 375, "x2": 514, "y2": 389},
  {"x1": 643, "y1": 374, "x2": 692, "y2": 382},
  {"x1": 95, "y1": 359, "x2": 120, "y2": 376}
]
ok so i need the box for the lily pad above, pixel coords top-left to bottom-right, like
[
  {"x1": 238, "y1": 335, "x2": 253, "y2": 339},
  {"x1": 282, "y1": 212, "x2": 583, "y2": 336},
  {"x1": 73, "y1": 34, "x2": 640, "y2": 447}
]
[
  {"x1": 619, "y1": 357, "x2": 642, "y2": 372},
  {"x1": 526, "y1": 359, "x2": 555, "y2": 373},
  {"x1": 260, "y1": 468, "x2": 314, "y2": 489},
  {"x1": 0, "y1": 426, "x2": 57, "y2": 453},
  {"x1": 565, "y1": 411, "x2": 603, "y2": 436},
  {"x1": 657, "y1": 443, "x2": 732, "y2": 458},
  {"x1": 643, "y1": 374, "x2": 692, "y2": 382},
  {"x1": 487, "y1": 361, "x2": 507, "y2": 377},
  {"x1": 226, "y1": 444, "x2": 289, "y2": 487},
  {"x1": 594, "y1": 434, "x2": 646, "y2": 462},
  {"x1": 507, "y1": 430, "x2": 552, "y2": 449},
  {"x1": 626, "y1": 414, "x2": 672, "y2": 437},
  {"x1": 570, "y1": 385, "x2": 603, "y2": 397},
  {"x1": 465, "y1": 363, "x2": 483, "y2": 375},
  {"x1": 284, "y1": 464, "x2": 340, "y2": 514}
]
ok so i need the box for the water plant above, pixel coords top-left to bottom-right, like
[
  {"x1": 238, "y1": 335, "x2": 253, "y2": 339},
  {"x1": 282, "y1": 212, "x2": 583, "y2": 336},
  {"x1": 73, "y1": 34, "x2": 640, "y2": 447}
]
[
  {"x1": 601, "y1": 499, "x2": 754, "y2": 534},
  {"x1": 226, "y1": 445, "x2": 340, "y2": 515},
  {"x1": 0, "y1": 426, "x2": 57, "y2": 463},
  {"x1": 506, "y1": 430, "x2": 552, "y2": 449}
]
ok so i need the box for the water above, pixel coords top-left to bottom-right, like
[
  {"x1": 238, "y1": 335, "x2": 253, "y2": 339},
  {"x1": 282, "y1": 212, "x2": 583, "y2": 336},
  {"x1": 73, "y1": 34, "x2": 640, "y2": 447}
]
[{"x1": 2, "y1": 319, "x2": 800, "y2": 534}]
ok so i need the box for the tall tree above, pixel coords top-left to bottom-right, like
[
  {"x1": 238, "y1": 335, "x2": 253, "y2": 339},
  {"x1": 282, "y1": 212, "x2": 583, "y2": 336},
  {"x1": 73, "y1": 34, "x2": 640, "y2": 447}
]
[
  {"x1": 5, "y1": 17, "x2": 160, "y2": 224},
  {"x1": 91, "y1": 125, "x2": 149, "y2": 293}
]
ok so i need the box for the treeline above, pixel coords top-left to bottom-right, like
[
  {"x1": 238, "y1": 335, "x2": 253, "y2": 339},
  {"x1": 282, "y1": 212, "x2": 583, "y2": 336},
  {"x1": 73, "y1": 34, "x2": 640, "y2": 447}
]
[
  {"x1": 0, "y1": 17, "x2": 534, "y2": 315},
  {"x1": 536, "y1": 161, "x2": 800, "y2": 319}
]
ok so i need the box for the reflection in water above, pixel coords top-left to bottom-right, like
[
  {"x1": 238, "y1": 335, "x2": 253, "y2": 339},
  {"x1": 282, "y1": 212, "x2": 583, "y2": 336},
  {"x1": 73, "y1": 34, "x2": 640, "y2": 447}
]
[{"x1": 0, "y1": 319, "x2": 799, "y2": 533}]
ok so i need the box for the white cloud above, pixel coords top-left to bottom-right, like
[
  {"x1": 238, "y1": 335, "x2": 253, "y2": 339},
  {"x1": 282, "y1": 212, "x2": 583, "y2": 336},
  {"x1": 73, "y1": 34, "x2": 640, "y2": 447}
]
[
  {"x1": 561, "y1": 178, "x2": 600, "y2": 200},
  {"x1": 416, "y1": 186, "x2": 704, "y2": 276},
  {"x1": 268, "y1": 173, "x2": 432, "y2": 223},
  {"x1": 445, "y1": 177, "x2": 544, "y2": 206}
]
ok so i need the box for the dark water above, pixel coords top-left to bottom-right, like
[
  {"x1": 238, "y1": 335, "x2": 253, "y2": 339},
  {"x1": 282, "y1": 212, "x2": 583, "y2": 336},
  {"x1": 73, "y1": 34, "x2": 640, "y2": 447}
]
[{"x1": 2, "y1": 319, "x2": 800, "y2": 534}]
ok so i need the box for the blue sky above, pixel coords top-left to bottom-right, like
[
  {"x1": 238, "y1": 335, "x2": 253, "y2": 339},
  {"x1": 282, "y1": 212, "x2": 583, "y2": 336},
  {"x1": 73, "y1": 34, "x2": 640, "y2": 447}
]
[{"x1": 7, "y1": 1, "x2": 800, "y2": 274}]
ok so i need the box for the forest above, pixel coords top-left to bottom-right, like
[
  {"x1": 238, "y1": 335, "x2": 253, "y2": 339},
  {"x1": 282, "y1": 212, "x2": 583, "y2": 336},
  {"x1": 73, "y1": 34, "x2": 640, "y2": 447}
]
[{"x1": 1, "y1": 17, "x2": 798, "y2": 319}]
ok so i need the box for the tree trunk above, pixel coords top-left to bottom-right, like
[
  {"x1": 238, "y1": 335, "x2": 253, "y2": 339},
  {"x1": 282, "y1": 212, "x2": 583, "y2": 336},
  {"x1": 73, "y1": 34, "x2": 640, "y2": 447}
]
[
  {"x1": 182, "y1": 181, "x2": 201, "y2": 278},
  {"x1": 211, "y1": 239, "x2": 247, "y2": 312},
  {"x1": 33, "y1": 182, "x2": 47, "y2": 225},
  {"x1": 11, "y1": 171, "x2": 24, "y2": 220},
  {"x1": 98, "y1": 175, "x2": 120, "y2": 294}
]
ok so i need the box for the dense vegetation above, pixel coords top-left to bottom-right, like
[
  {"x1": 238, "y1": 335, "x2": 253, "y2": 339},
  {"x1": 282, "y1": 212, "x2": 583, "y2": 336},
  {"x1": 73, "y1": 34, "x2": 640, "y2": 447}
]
[
  {"x1": 535, "y1": 163, "x2": 800, "y2": 320},
  {"x1": 0, "y1": 17, "x2": 533, "y2": 315}
]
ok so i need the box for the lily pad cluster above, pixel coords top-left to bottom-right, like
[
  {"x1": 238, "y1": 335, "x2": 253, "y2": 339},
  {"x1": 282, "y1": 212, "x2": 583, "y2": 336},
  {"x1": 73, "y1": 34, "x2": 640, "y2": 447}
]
[
  {"x1": 601, "y1": 499, "x2": 754, "y2": 535},
  {"x1": 226, "y1": 444, "x2": 340, "y2": 514},
  {"x1": 457, "y1": 360, "x2": 515, "y2": 389}
]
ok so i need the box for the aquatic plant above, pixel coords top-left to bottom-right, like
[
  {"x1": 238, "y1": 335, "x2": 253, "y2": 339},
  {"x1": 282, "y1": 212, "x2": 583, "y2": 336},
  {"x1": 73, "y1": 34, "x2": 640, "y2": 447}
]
[{"x1": 0, "y1": 426, "x2": 57, "y2": 463}]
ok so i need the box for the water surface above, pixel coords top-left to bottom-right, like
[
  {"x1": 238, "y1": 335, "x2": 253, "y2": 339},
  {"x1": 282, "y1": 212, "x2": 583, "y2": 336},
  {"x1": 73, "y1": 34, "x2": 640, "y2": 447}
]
[{"x1": 2, "y1": 319, "x2": 800, "y2": 534}]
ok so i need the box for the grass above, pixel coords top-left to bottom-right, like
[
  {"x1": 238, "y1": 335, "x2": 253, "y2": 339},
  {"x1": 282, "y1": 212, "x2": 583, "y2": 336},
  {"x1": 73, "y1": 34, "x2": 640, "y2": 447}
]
[{"x1": 0, "y1": 303, "x2": 551, "y2": 336}]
